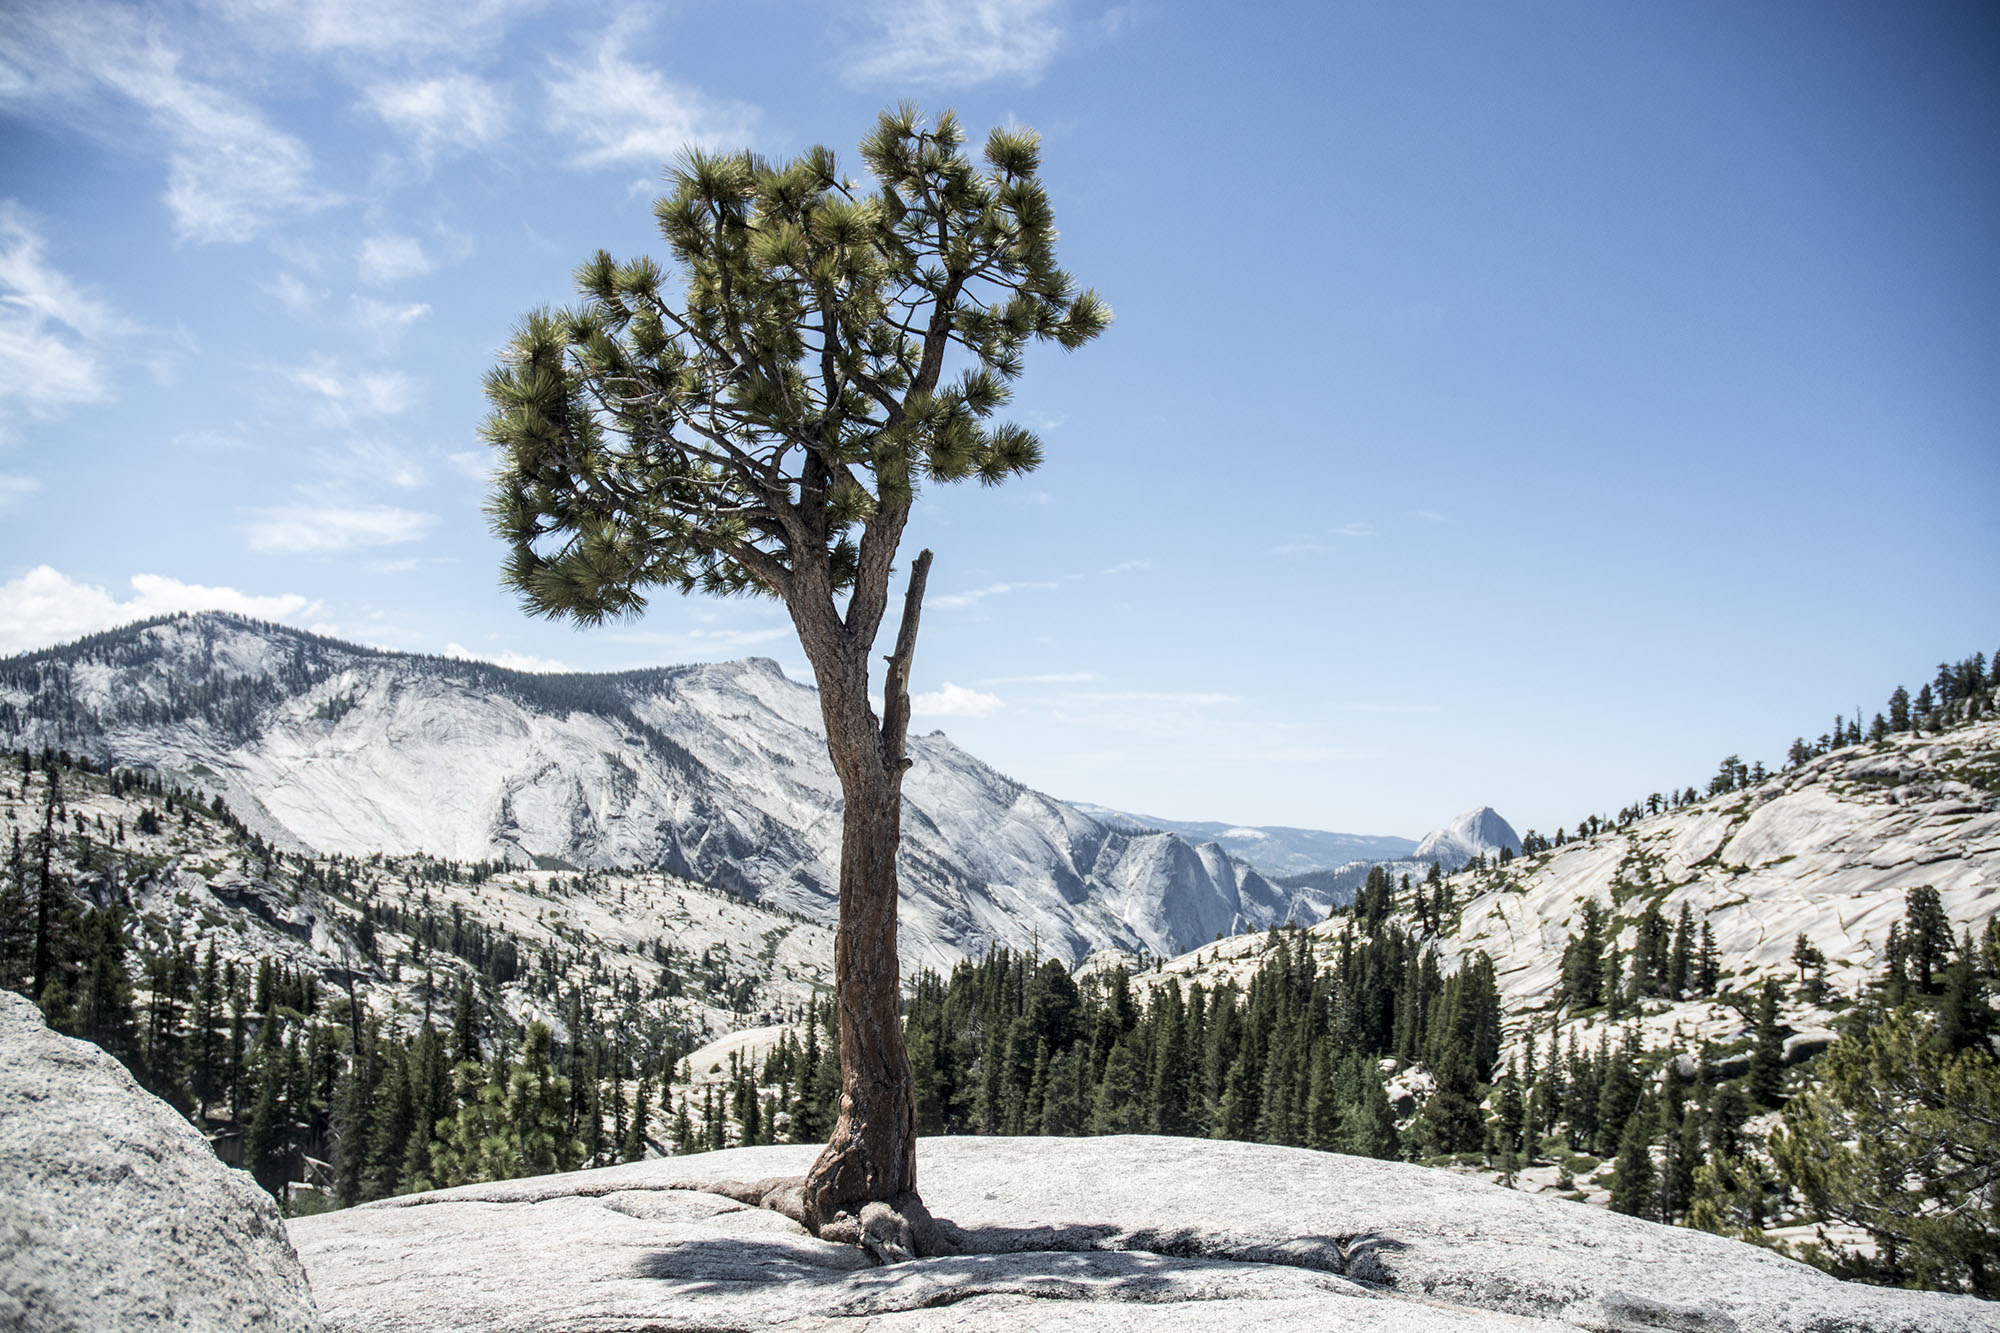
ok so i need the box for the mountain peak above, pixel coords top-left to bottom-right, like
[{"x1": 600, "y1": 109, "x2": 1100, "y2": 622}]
[{"x1": 1412, "y1": 805, "x2": 1521, "y2": 869}]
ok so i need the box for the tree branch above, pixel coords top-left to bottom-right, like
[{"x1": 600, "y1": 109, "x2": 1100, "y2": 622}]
[{"x1": 879, "y1": 548, "x2": 933, "y2": 770}]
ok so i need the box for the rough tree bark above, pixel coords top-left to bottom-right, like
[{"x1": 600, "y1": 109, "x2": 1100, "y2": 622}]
[{"x1": 790, "y1": 550, "x2": 931, "y2": 1236}]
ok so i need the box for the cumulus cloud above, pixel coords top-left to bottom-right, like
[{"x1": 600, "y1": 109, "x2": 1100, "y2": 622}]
[
  {"x1": 545, "y1": 32, "x2": 759, "y2": 167},
  {"x1": 0, "y1": 565, "x2": 320, "y2": 654},
  {"x1": 844, "y1": 0, "x2": 1067, "y2": 88},
  {"x1": 241, "y1": 504, "x2": 437, "y2": 553},
  {"x1": 363, "y1": 73, "x2": 509, "y2": 158},
  {"x1": 911, "y1": 682, "x2": 1004, "y2": 718},
  {"x1": 0, "y1": 202, "x2": 131, "y2": 417}
]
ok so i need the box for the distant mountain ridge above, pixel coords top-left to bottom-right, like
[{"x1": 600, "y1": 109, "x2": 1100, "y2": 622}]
[
  {"x1": 0, "y1": 613, "x2": 1342, "y2": 967},
  {"x1": 1411, "y1": 805, "x2": 1522, "y2": 870},
  {"x1": 1068, "y1": 805, "x2": 1417, "y2": 876}
]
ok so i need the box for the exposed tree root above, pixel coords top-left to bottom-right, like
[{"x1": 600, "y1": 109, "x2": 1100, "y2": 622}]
[{"x1": 681, "y1": 1176, "x2": 965, "y2": 1264}]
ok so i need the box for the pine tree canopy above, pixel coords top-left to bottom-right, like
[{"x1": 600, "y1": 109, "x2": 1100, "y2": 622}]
[{"x1": 481, "y1": 104, "x2": 1110, "y2": 623}]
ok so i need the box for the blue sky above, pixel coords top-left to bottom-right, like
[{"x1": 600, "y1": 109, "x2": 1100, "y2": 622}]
[{"x1": 1, "y1": 1, "x2": 1995, "y2": 840}]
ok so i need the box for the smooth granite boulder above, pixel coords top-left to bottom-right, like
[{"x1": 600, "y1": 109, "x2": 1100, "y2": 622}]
[
  {"x1": 0, "y1": 990, "x2": 320, "y2": 1331},
  {"x1": 290, "y1": 1136, "x2": 1998, "y2": 1332}
]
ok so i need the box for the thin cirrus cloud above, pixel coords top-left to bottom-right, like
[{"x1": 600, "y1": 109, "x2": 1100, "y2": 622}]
[
  {"x1": 844, "y1": 0, "x2": 1068, "y2": 88},
  {"x1": 0, "y1": 202, "x2": 132, "y2": 418},
  {"x1": 0, "y1": 3, "x2": 333, "y2": 244},
  {"x1": 288, "y1": 360, "x2": 418, "y2": 425},
  {"x1": 357, "y1": 234, "x2": 433, "y2": 286},
  {"x1": 307, "y1": 438, "x2": 427, "y2": 490},
  {"x1": 930, "y1": 577, "x2": 1067, "y2": 611},
  {"x1": 361, "y1": 73, "x2": 509, "y2": 158},
  {"x1": 544, "y1": 32, "x2": 760, "y2": 168},
  {"x1": 351, "y1": 296, "x2": 431, "y2": 342},
  {"x1": 211, "y1": 0, "x2": 545, "y2": 57},
  {"x1": 0, "y1": 564, "x2": 321, "y2": 655},
  {"x1": 241, "y1": 504, "x2": 438, "y2": 554}
]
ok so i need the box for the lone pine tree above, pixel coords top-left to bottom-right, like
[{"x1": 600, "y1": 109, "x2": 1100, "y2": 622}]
[{"x1": 480, "y1": 105, "x2": 1107, "y2": 1241}]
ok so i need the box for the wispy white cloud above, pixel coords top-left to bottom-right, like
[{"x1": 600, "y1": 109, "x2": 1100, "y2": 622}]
[
  {"x1": 212, "y1": 0, "x2": 546, "y2": 57},
  {"x1": 363, "y1": 73, "x2": 509, "y2": 159},
  {"x1": 1100, "y1": 559, "x2": 1149, "y2": 575},
  {"x1": 1268, "y1": 540, "x2": 1325, "y2": 556},
  {"x1": 0, "y1": 202, "x2": 132, "y2": 418},
  {"x1": 1333, "y1": 521, "x2": 1377, "y2": 538},
  {"x1": 0, "y1": 4, "x2": 334, "y2": 244},
  {"x1": 351, "y1": 296, "x2": 431, "y2": 343},
  {"x1": 241, "y1": 504, "x2": 437, "y2": 553},
  {"x1": 910, "y1": 681, "x2": 1004, "y2": 718},
  {"x1": 1075, "y1": 690, "x2": 1239, "y2": 707},
  {"x1": 545, "y1": 29, "x2": 760, "y2": 167},
  {"x1": 443, "y1": 641, "x2": 575, "y2": 674},
  {"x1": 288, "y1": 359, "x2": 418, "y2": 424},
  {"x1": 263, "y1": 272, "x2": 322, "y2": 313},
  {"x1": 1408, "y1": 510, "x2": 1448, "y2": 523},
  {"x1": 930, "y1": 578, "x2": 1065, "y2": 610},
  {"x1": 845, "y1": 0, "x2": 1068, "y2": 88},
  {"x1": 0, "y1": 564, "x2": 321, "y2": 654},
  {"x1": 0, "y1": 475, "x2": 42, "y2": 508},
  {"x1": 446, "y1": 449, "x2": 493, "y2": 482},
  {"x1": 307, "y1": 438, "x2": 427, "y2": 490},
  {"x1": 357, "y1": 234, "x2": 433, "y2": 286}
]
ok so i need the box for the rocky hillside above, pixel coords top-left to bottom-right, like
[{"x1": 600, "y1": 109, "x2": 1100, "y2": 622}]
[
  {"x1": 1128, "y1": 717, "x2": 1997, "y2": 1050},
  {"x1": 0, "y1": 613, "x2": 1338, "y2": 966},
  {"x1": 0, "y1": 752, "x2": 832, "y2": 1048},
  {"x1": 1112, "y1": 712, "x2": 2000, "y2": 1136}
]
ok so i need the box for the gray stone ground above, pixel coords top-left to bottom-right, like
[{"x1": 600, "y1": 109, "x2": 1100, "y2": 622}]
[
  {"x1": 291, "y1": 1137, "x2": 1999, "y2": 1333},
  {"x1": 0, "y1": 990, "x2": 320, "y2": 1331}
]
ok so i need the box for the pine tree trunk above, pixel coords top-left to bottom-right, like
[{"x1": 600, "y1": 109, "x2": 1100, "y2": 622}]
[
  {"x1": 800, "y1": 764, "x2": 918, "y2": 1228},
  {"x1": 787, "y1": 551, "x2": 935, "y2": 1244}
]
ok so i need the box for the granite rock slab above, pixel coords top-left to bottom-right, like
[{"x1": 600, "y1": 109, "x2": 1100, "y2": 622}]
[
  {"x1": 290, "y1": 1136, "x2": 1998, "y2": 1332},
  {"x1": 0, "y1": 990, "x2": 320, "y2": 1331}
]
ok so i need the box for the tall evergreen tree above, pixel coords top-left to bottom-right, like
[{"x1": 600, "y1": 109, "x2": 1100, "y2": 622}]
[{"x1": 480, "y1": 106, "x2": 1107, "y2": 1232}]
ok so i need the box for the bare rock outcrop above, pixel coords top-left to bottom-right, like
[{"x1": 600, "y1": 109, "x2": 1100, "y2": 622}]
[
  {"x1": 289, "y1": 1136, "x2": 1996, "y2": 1332},
  {"x1": 0, "y1": 990, "x2": 319, "y2": 1331}
]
